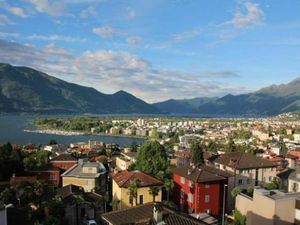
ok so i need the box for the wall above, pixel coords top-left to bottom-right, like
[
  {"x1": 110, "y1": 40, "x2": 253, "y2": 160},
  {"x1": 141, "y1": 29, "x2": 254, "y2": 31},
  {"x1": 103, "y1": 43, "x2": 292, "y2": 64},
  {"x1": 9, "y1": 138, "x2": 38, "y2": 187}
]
[{"x1": 63, "y1": 177, "x2": 96, "y2": 192}]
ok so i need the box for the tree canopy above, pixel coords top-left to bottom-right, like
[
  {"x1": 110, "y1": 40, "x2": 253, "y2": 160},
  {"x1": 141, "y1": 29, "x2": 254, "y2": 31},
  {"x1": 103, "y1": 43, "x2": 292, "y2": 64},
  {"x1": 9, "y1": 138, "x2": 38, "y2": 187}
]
[
  {"x1": 135, "y1": 140, "x2": 169, "y2": 178},
  {"x1": 191, "y1": 140, "x2": 204, "y2": 166}
]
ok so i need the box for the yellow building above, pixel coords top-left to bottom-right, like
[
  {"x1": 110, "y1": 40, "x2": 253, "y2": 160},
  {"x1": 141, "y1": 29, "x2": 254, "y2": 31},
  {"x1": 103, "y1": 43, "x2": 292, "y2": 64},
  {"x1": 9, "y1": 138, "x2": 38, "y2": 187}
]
[
  {"x1": 112, "y1": 170, "x2": 163, "y2": 209},
  {"x1": 61, "y1": 159, "x2": 107, "y2": 192}
]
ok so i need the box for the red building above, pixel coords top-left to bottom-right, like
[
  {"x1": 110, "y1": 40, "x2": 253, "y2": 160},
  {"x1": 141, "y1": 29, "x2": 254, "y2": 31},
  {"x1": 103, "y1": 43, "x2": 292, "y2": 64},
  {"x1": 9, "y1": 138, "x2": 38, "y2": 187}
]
[
  {"x1": 50, "y1": 154, "x2": 78, "y2": 171},
  {"x1": 173, "y1": 165, "x2": 231, "y2": 217},
  {"x1": 32, "y1": 164, "x2": 61, "y2": 186}
]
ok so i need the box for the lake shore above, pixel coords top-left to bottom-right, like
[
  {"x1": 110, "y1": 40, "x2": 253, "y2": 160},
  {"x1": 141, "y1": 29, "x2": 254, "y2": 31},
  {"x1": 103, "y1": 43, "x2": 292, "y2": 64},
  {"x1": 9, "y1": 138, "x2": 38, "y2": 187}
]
[{"x1": 24, "y1": 128, "x2": 147, "y2": 140}]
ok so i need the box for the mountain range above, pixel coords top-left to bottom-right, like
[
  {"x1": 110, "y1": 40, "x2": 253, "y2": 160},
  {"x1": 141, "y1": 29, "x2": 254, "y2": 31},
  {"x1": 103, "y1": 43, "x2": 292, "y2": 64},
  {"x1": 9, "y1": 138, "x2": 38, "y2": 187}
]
[
  {"x1": 154, "y1": 78, "x2": 300, "y2": 116},
  {"x1": 1, "y1": 62, "x2": 300, "y2": 116},
  {"x1": 0, "y1": 63, "x2": 159, "y2": 114}
]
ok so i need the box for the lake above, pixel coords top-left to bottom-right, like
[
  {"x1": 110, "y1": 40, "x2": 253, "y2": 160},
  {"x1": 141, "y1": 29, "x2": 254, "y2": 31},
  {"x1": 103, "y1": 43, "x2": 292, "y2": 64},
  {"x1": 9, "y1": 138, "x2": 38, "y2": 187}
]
[{"x1": 0, "y1": 114, "x2": 145, "y2": 147}]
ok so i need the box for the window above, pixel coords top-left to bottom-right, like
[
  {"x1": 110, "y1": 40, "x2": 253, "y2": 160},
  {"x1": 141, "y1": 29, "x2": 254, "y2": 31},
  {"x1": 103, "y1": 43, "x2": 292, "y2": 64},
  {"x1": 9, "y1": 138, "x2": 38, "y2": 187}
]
[
  {"x1": 205, "y1": 183, "x2": 210, "y2": 188},
  {"x1": 238, "y1": 179, "x2": 243, "y2": 185},
  {"x1": 180, "y1": 177, "x2": 186, "y2": 184},
  {"x1": 139, "y1": 195, "x2": 144, "y2": 204},
  {"x1": 49, "y1": 174, "x2": 55, "y2": 180},
  {"x1": 180, "y1": 189, "x2": 185, "y2": 199},
  {"x1": 188, "y1": 193, "x2": 194, "y2": 203},
  {"x1": 129, "y1": 196, "x2": 133, "y2": 205},
  {"x1": 205, "y1": 195, "x2": 210, "y2": 203},
  {"x1": 263, "y1": 177, "x2": 266, "y2": 182},
  {"x1": 247, "y1": 179, "x2": 250, "y2": 184}
]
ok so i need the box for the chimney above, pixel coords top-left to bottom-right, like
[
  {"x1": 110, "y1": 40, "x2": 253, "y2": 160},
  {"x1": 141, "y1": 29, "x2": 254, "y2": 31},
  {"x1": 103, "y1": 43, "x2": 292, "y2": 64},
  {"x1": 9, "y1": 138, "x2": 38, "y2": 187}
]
[{"x1": 153, "y1": 202, "x2": 163, "y2": 223}]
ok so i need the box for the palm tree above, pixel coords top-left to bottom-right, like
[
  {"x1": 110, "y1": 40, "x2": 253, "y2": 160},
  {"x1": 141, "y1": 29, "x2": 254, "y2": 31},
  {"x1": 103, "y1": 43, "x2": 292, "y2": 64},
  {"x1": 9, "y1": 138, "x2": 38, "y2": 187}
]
[
  {"x1": 110, "y1": 198, "x2": 121, "y2": 211},
  {"x1": 149, "y1": 186, "x2": 160, "y2": 202},
  {"x1": 71, "y1": 194, "x2": 85, "y2": 225},
  {"x1": 128, "y1": 178, "x2": 141, "y2": 206},
  {"x1": 163, "y1": 179, "x2": 174, "y2": 202}
]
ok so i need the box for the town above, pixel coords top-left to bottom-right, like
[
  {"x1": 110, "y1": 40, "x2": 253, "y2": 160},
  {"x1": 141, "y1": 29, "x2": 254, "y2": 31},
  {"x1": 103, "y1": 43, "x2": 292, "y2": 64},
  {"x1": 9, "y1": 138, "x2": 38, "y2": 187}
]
[{"x1": 1, "y1": 113, "x2": 300, "y2": 225}]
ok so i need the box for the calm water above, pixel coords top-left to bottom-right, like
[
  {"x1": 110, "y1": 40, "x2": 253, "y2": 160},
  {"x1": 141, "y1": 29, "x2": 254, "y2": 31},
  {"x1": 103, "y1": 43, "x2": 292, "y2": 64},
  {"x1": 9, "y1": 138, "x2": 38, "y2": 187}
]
[{"x1": 0, "y1": 115, "x2": 145, "y2": 146}]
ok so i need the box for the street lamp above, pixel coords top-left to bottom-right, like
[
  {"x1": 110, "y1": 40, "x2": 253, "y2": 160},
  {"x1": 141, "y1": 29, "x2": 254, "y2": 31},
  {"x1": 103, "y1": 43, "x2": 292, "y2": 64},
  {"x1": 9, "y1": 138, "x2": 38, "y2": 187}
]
[{"x1": 222, "y1": 184, "x2": 228, "y2": 225}]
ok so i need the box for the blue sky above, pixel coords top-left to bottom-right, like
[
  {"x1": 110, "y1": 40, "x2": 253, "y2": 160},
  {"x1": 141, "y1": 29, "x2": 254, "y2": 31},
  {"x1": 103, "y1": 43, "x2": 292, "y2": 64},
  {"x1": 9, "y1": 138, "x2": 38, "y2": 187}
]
[{"x1": 0, "y1": 0, "x2": 300, "y2": 102}]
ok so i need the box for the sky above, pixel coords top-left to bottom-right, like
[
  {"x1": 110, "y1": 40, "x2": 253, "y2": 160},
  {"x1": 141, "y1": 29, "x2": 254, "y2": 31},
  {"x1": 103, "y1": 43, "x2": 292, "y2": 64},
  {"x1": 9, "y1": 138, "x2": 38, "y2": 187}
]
[{"x1": 0, "y1": 0, "x2": 300, "y2": 103}]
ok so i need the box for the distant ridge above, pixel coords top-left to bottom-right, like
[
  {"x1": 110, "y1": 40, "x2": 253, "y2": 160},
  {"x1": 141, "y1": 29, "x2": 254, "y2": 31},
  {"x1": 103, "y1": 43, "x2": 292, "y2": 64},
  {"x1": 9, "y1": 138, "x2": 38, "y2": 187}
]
[
  {"x1": 153, "y1": 78, "x2": 300, "y2": 116},
  {"x1": 0, "y1": 63, "x2": 160, "y2": 114}
]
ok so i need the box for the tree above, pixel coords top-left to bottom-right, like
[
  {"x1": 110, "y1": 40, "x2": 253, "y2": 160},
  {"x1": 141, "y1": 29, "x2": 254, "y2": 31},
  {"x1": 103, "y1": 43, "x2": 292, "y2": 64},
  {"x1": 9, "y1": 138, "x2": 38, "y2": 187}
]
[
  {"x1": 0, "y1": 187, "x2": 17, "y2": 205},
  {"x1": 128, "y1": 178, "x2": 141, "y2": 206},
  {"x1": 163, "y1": 179, "x2": 174, "y2": 202},
  {"x1": 233, "y1": 210, "x2": 246, "y2": 225},
  {"x1": 279, "y1": 141, "x2": 288, "y2": 156},
  {"x1": 207, "y1": 140, "x2": 218, "y2": 153},
  {"x1": 226, "y1": 137, "x2": 236, "y2": 152},
  {"x1": 191, "y1": 140, "x2": 204, "y2": 166},
  {"x1": 231, "y1": 186, "x2": 242, "y2": 198},
  {"x1": 149, "y1": 186, "x2": 160, "y2": 202},
  {"x1": 48, "y1": 139, "x2": 57, "y2": 145},
  {"x1": 135, "y1": 141, "x2": 169, "y2": 178},
  {"x1": 71, "y1": 194, "x2": 85, "y2": 225},
  {"x1": 150, "y1": 128, "x2": 160, "y2": 140}
]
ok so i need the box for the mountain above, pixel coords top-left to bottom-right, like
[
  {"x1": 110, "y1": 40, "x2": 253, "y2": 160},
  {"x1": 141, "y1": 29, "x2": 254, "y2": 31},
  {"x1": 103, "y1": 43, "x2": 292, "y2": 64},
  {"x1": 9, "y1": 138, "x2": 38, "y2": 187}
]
[
  {"x1": 153, "y1": 97, "x2": 217, "y2": 114},
  {"x1": 0, "y1": 63, "x2": 160, "y2": 114},
  {"x1": 154, "y1": 78, "x2": 300, "y2": 116}
]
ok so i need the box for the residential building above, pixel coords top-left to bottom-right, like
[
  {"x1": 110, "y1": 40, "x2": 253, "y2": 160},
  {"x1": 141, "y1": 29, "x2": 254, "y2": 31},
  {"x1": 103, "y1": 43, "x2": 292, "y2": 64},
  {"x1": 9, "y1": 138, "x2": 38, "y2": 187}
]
[
  {"x1": 288, "y1": 167, "x2": 300, "y2": 192},
  {"x1": 50, "y1": 154, "x2": 78, "y2": 171},
  {"x1": 61, "y1": 159, "x2": 107, "y2": 192},
  {"x1": 57, "y1": 184, "x2": 104, "y2": 225},
  {"x1": 102, "y1": 202, "x2": 214, "y2": 225},
  {"x1": 213, "y1": 152, "x2": 277, "y2": 188},
  {"x1": 31, "y1": 164, "x2": 61, "y2": 186},
  {"x1": 173, "y1": 165, "x2": 232, "y2": 217},
  {"x1": 236, "y1": 187, "x2": 300, "y2": 225},
  {"x1": 115, "y1": 150, "x2": 136, "y2": 171},
  {"x1": 112, "y1": 170, "x2": 162, "y2": 209}
]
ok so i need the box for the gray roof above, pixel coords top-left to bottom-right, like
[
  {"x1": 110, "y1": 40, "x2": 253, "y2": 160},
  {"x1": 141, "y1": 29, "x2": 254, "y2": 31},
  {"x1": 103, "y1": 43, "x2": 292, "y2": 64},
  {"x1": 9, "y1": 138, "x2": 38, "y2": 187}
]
[{"x1": 61, "y1": 160, "x2": 106, "y2": 178}]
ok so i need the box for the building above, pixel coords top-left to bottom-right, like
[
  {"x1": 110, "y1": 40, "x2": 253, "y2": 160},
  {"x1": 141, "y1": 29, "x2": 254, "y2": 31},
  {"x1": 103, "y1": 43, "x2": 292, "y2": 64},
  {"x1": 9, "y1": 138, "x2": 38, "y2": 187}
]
[
  {"x1": 173, "y1": 165, "x2": 232, "y2": 217},
  {"x1": 288, "y1": 167, "x2": 300, "y2": 192},
  {"x1": 57, "y1": 184, "x2": 104, "y2": 225},
  {"x1": 236, "y1": 187, "x2": 300, "y2": 225},
  {"x1": 102, "y1": 202, "x2": 213, "y2": 225},
  {"x1": 61, "y1": 159, "x2": 107, "y2": 192},
  {"x1": 213, "y1": 152, "x2": 277, "y2": 188},
  {"x1": 115, "y1": 150, "x2": 136, "y2": 171},
  {"x1": 31, "y1": 164, "x2": 61, "y2": 186},
  {"x1": 0, "y1": 202, "x2": 28, "y2": 225},
  {"x1": 112, "y1": 170, "x2": 163, "y2": 209},
  {"x1": 50, "y1": 154, "x2": 78, "y2": 171}
]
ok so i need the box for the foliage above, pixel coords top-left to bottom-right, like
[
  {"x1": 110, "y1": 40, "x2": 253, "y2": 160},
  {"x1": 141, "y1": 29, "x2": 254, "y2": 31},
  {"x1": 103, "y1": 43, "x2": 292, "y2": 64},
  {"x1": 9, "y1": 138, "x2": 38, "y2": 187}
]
[
  {"x1": 128, "y1": 178, "x2": 141, "y2": 206},
  {"x1": 135, "y1": 140, "x2": 169, "y2": 178},
  {"x1": 263, "y1": 178, "x2": 279, "y2": 190},
  {"x1": 23, "y1": 150, "x2": 51, "y2": 171},
  {"x1": 162, "y1": 200, "x2": 178, "y2": 210},
  {"x1": 0, "y1": 186, "x2": 17, "y2": 204},
  {"x1": 149, "y1": 186, "x2": 160, "y2": 202},
  {"x1": 226, "y1": 138, "x2": 236, "y2": 152},
  {"x1": 191, "y1": 140, "x2": 204, "y2": 165},
  {"x1": 233, "y1": 210, "x2": 246, "y2": 225},
  {"x1": 231, "y1": 186, "x2": 242, "y2": 197},
  {"x1": 0, "y1": 142, "x2": 24, "y2": 180},
  {"x1": 163, "y1": 178, "x2": 174, "y2": 202}
]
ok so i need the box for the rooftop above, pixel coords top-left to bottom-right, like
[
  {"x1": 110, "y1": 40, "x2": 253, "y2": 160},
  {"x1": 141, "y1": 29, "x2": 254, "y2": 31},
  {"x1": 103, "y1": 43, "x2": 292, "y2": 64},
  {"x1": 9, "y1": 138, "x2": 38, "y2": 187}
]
[
  {"x1": 214, "y1": 152, "x2": 277, "y2": 169},
  {"x1": 61, "y1": 159, "x2": 106, "y2": 178},
  {"x1": 113, "y1": 170, "x2": 163, "y2": 188},
  {"x1": 51, "y1": 153, "x2": 77, "y2": 162},
  {"x1": 172, "y1": 164, "x2": 232, "y2": 183},
  {"x1": 102, "y1": 202, "x2": 210, "y2": 225}
]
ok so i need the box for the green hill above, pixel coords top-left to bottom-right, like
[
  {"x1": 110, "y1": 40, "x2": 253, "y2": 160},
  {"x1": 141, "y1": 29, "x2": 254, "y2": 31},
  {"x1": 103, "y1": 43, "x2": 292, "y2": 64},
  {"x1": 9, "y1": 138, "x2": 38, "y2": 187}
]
[{"x1": 0, "y1": 63, "x2": 160, "y2": 114}]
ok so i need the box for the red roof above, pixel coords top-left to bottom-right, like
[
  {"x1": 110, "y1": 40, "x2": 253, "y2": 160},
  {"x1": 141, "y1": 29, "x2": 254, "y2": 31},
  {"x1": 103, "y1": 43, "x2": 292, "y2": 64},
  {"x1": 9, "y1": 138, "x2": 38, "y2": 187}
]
[{"x1": 112, "y1": 170, "x2": 162, "y2": 188}]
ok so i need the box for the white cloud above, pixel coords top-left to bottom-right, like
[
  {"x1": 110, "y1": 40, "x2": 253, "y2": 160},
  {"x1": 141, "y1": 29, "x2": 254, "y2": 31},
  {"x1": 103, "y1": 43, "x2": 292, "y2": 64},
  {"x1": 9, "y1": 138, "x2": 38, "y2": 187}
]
[
  {"x1": 172, "y1": 29, "x2": 201, "y2": 42},
  {"x1": 226, "y1": 2, "x2": 264, "y2": 28},
  {"x1": 6, "y1": 6, "x2": 28, "y2": 18},
  {"x1": 0, "y1": 14, "x2": 14, "y2": 25},
  {"x1": 0, "y1": 31, "x2": 19, "y2": 38},
  {"x1": 28, "y1": 34, "x2": 86, "y2": 42},
  {"x1": 0, "y1": 39, "x2": 246, "y2": 102},
  {"x1": 28, "y1": 0, "x2": 67, "y2": 17},
  {"x1": 126, "y1": 36, "x2": 143, "y2": 46},
  {"x1": 127, "y1": 7, "x2": 136, "y2": 18},
  {"x1": 80, "y1": 6, "x2": 97, "y2": 19},
  {"x1": 92, "y1": 26, "x2": 125, "y2": 39}
]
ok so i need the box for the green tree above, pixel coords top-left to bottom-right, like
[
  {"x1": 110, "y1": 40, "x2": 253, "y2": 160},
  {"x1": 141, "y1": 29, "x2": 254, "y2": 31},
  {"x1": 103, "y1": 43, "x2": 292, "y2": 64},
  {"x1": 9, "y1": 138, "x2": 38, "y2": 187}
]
[
  {"x1": 191, "y1": 140, "x2": 204, "y2": 165},
  {"x1": 233, "y1": 210, "x2": 246, "y2": 225},
  {"x1": 163, "y1": 179, "x2": 174, "y2": 202},
  {"x1": 149, "y1": 186, "x2": 160, "y2": 202},
  {"x1": 226, "y1": 137, "x2": 236, "y2": 152},
  {"x1": 0, "y1": 187, "x2": 17, "y2": 205},
  {"x1": 128, "y1": 178, "x2": 141, "y2": 206},
  {"x1": 151, "y1": 128, "x2": 160, "y2": 139},
  {"x1": 231, "y1": 186, "x2": 242, "y2": 198},
  {"x1": 135, "y1": 141, "x2": 169, "y2": 178}
]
